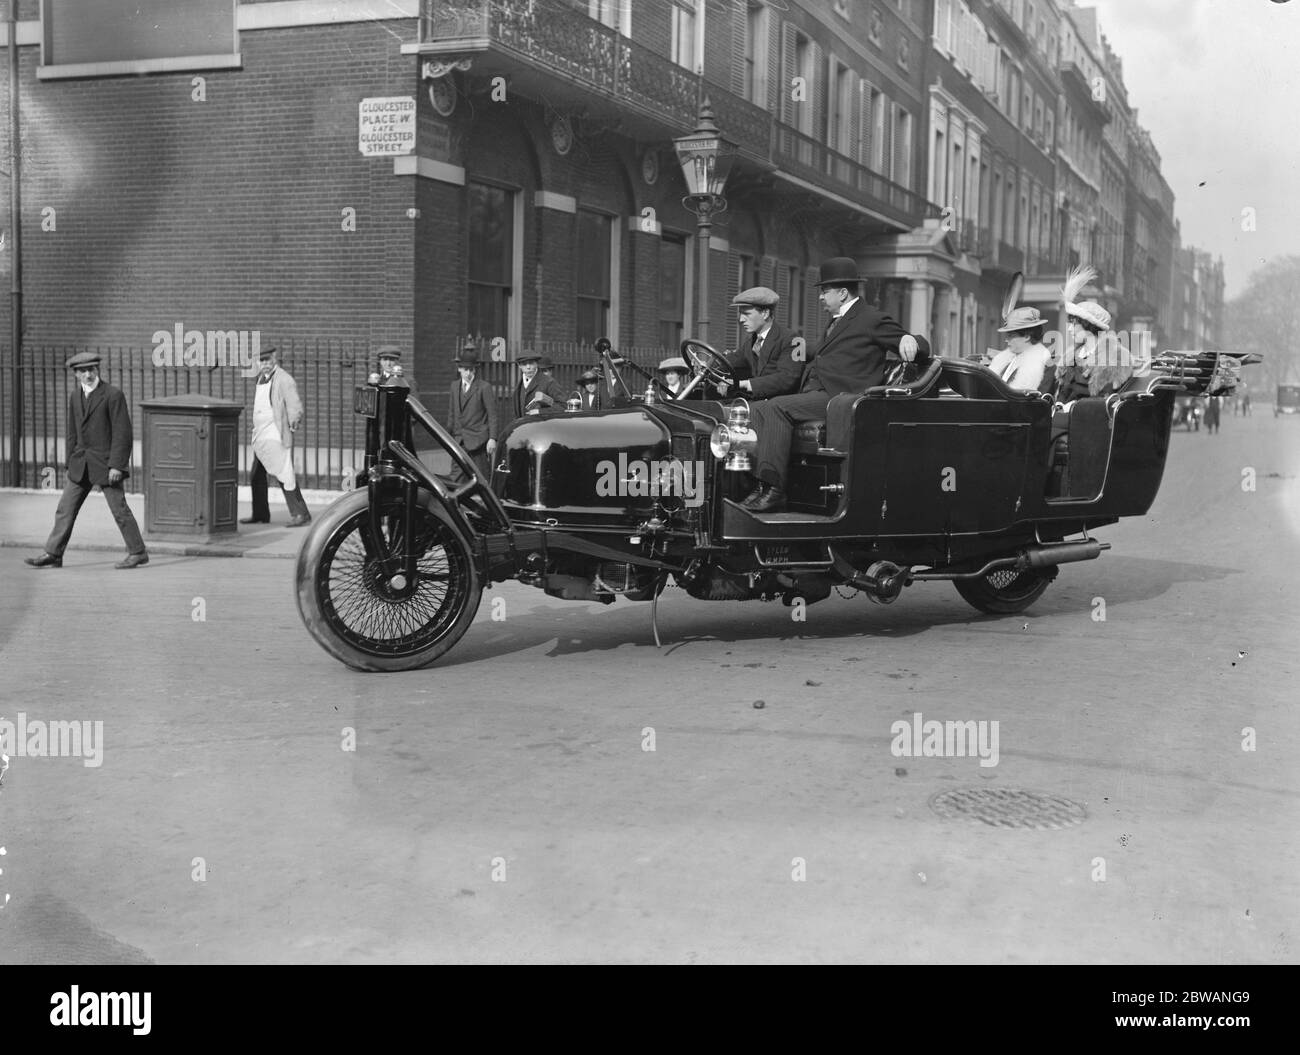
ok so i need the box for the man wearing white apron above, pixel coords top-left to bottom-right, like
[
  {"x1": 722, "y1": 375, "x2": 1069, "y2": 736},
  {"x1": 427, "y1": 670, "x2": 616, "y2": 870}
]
[{"x1": 241, "y1": 347, "x2": 312, "y2": 527}]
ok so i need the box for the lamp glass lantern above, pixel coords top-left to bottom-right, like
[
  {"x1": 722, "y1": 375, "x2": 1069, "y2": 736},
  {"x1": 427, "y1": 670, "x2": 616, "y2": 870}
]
[{"x1": 672, "y1": 100, "x2": 737, "y2": 202}]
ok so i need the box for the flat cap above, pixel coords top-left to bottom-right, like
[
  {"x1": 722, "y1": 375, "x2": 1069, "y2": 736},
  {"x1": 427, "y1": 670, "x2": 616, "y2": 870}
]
[
  {"x1": 375, "y1": 345, "x2": 403, "y2": 361},
  {"x1": 514, "y1": 349, "x2": 542, "y2": 363},
  {"x1": 65, "y1": 351, "x2": 102, "y2": 370},
  {"x1": 732, "y1": 286, "x2": 779, "y2": 309}
]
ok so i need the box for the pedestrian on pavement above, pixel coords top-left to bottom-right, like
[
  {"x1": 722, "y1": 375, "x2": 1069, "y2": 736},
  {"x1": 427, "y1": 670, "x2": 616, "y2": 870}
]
[
  {"x1": 376, "y1": 345, "x2": 419, "y2": 398},
  {"x1": 657, "y1": 356, "x2": 693, "y2": 399},
  {"x1": 1205, "y1": 394, "x2": 1222, "y2": 434},
  {"x1": 742, "y1": 257, "x2": 928, "y2": 513},
  {"x1": 241, "y1": 347, "x2": 312, "y2": 527},
  {"x1": 25, "y1": 352, "x2": 149, "y2": 569},
  {"x1": 719, "y1": 286, "x2": 804, "y2": 399},
  {"x1": 447, "y1": 340, "x2": 499, "y2": 482},
  {"x1": 572, "y1": 368, "x2": 604, "y2": 410},
  {"x1": 513, "y1": 349, "x2": 567, "y2": 416},
  {"x1": 988, "y1": 307, "x2": 1054, "y2": 393}
]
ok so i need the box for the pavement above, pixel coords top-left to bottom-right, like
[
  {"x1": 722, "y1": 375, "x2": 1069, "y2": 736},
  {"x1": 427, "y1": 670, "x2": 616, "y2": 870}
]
[{"x1": 0, "y1": 487, "x2": 342, "y2": 561}]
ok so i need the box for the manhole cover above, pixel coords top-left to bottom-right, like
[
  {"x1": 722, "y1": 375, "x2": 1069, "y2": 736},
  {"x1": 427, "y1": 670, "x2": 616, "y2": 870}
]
[{"x1": 929, "y1": 787, "x2": 1087, "y2": 830}]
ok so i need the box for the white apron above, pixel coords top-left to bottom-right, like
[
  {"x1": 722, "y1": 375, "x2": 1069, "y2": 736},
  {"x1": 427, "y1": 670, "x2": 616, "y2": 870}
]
[{"x1": 251, "y1": 380, "x2": 297, "y2": 490}]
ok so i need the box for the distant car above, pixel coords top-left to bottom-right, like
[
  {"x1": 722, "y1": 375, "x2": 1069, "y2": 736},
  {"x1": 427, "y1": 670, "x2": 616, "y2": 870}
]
[
  {"x1": 1276, "y1": 383, "x2": 1300, "y2": 416},
  {"x1": 296, "y1": 343, "x2": 1260, "y2": 671}
]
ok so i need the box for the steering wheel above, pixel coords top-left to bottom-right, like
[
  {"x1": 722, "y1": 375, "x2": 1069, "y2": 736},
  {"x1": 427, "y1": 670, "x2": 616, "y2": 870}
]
[{"x1": 681, "y1": 339, "x2": 737, "y2": 391}]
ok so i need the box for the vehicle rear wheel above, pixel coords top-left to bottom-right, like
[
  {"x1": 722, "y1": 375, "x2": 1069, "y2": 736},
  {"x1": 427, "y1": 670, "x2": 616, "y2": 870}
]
[
  {"x1": 296, "y1": 489, "x2": 481, "y2": 671},
  {"x1": 954, "y1": 565, "x2": 1052, "y2": 615}
]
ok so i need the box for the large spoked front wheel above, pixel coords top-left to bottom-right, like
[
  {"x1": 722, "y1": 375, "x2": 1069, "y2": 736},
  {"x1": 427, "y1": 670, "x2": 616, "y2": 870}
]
[
  {"x1": 296, "y1": 489, "x2": 482, "y2": 671},
  {"x1": 954, "y1": 565, "x2": 1053, "y2": 615}
]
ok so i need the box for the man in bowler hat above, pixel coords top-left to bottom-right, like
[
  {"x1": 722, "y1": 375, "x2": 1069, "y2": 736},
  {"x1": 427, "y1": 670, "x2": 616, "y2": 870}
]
[
  {"x1": 742, "y1": 257, "x2": 928, "y2": 513},
  {"x1": 720, "y1": 286, "x2": 804, "y2": 399},
  {"x1": 447, "y1": 341, "x2": 499, "y2": 482},
  {"x1": 25, "y1": 352, "x2": 149, "y2": 569}
]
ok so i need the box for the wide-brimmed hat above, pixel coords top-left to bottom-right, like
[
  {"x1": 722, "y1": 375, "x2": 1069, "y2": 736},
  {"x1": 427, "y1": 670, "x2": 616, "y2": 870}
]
[
  {"x1": 732, "y1": 286, "x2": 779, "y2": 309},
  {"x1": 1066, "y1": 301, "x2": 1113, "y2": 331},
  {"x1": 577, "y1": 368, "x2": 601, "y2": 383},
  {"x1": 66, "y1": 351, "x2": 102, "y2": 370},
  {"x1": 997, "y1": 306, "x2": 1046, "y2": 333},
  {"x1": 658, "y1": 356, "x2": 689, "y2": 373},
  {"x1": 815, "y1": 257, "x2": 862, "y2": 287}
]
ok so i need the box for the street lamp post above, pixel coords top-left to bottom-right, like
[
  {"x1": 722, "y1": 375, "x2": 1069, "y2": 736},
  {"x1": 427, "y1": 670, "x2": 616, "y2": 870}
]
[{"x1": 673, "y1": 99, "x2": 736, "y2": 347}]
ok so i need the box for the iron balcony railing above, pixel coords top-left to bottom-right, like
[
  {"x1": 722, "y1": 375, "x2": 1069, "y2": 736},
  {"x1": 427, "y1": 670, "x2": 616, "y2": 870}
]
[{"x1": 418, "y1": 0, "x2": 937, "y2": 228}]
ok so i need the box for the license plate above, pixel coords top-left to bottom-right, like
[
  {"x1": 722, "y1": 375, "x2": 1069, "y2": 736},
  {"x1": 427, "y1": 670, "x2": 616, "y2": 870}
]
[{"x1": 353, "y1": 385, "x2": 377, "y2": 418}]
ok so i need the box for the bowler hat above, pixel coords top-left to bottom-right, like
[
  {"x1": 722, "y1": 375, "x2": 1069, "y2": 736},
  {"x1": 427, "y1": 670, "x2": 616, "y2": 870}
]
[
  {"x1": 454, "y1": 349, "x2": 480, "y2": 366},
  {"x1": 997, "y1": 306, "x2": 1046, "y2": 333},
  {"x1": 732, "y1": 286, "x2": 779, "y2": 309},
  {"x1": 376, "y1": 345, "x2": 403, "y2": 362},
  {"x1": 65, "y1": 351, "x2": 102, "y2": 370},
  {"x1": 815, "y1": 257, "x2": 862, "y2": 287}
]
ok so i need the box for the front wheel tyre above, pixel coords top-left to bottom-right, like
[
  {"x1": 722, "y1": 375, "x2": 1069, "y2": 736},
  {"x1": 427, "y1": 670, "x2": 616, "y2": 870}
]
[
  {"x1": 954, "y1": 565, "x2": 1053, "y2": 615},
  {"x1": 296, "y1": 489, "x2": 482, "y2": 671}
]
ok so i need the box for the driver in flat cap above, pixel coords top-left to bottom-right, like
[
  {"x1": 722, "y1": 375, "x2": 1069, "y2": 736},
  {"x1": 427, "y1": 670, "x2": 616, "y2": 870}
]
[{"x1": 720, "y1": 286, "x2": 805, "y2": 399}]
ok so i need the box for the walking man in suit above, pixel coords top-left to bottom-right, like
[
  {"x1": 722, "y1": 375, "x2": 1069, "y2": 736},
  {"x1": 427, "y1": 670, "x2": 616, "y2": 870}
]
[
  {"x1": 240, "y1": 346, "x2": 312, "y2": 527},
  {"x1": 742, "y1": 258, "x2": 928, "y2": 513},
  {"x1": 447, "y1": 342, "x2": 499, "y2": 482},
  {"x1": 25, "y1": 351, "x2": 149, "y2": 569},
  {"x1": 720, "y1": 286, "x2": 804, "y2": 399}
]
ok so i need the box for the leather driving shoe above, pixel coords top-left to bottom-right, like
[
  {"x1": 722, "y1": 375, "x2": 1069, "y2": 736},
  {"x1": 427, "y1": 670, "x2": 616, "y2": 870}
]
[
  {"x1": 115, "y1": 553, "x2": 149, "y2": 569},
  {"x1": 286, "y1": 514, "x2": 312, "y2": 527},
  {"x1": 740, "y1": 481, "x2": 766, "y2": 506},
  {"x1": 748, "y1": 486, "x2": 787, "y2": 513},
  {"x1": 25, "y1": 552, "x2": 62, "y2": 568},
  {"x1": 239, "y1": 516, "x2": 269, "y2": 524}
]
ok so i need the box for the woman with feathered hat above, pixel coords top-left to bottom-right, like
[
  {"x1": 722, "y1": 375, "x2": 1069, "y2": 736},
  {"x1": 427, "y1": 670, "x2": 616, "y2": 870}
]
[{"x1": 1054, "y1": 265, "x2": 1131, "y2": 407}]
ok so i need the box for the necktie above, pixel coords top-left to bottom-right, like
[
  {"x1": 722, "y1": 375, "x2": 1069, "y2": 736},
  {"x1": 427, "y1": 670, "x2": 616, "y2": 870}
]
[{"x1": 825, "y1": 315, "x2": 839, "y2": 337}]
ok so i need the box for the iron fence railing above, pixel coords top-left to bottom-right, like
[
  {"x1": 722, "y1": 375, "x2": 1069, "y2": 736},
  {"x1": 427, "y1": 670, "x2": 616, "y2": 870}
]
[{"x1": 0, "y1": 339, "x2": 676, "y2": 493}]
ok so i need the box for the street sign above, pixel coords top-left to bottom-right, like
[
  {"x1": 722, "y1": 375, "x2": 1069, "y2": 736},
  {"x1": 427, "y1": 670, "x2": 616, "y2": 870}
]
[{"x1": 358, "y1": 97, "x2": 416, "y2": 157}]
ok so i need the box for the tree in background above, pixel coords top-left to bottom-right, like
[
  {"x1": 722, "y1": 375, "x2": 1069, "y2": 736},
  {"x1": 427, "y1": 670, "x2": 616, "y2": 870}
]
[{"x1": 1224, "y1": 256, "x2": 1300, "y2": 392}]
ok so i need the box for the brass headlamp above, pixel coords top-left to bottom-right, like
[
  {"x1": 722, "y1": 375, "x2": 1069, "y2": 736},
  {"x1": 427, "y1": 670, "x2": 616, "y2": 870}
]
[{"x1": 709, "y1": 400, "x2": 758, "y2": 471}]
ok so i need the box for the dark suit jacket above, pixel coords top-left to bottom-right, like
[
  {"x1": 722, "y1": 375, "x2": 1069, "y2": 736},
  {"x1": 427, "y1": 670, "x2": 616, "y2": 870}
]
[
  {"x1": 513, "y1": 374, "x2": 568, "y2": 417},
  {"x1": 448, "y1": 377, "x2": 499, "y2": 451},
  {"x1": 802, "y1": 300, "x2": 928, "y2": 398},
  {"x1": 66, "y1": 381, "x2": 133, "y2": 486},
  {"x1": 726, "y1": 322, "x2": 804, "y2": 399}
]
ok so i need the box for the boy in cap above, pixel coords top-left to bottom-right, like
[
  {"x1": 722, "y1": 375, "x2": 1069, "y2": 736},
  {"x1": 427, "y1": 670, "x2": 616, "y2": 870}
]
[
  {"x1": 447, "y1": 341, "x2": 499, "y2": 482},
  {"x1": 25, "y1": 352, "x2": 149, "y2": 569},
  {"x1": 241, "y1": 346, "x2": 312, "y2": 527},
  {"x1": 721, "y1": 286, "x2": 804, "y2": 398}
]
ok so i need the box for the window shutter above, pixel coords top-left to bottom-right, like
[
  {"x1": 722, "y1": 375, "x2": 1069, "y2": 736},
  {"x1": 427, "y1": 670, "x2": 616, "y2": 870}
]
[
  {"x1": 730, "y1": 0, "x2": 746, "y2": 97},
  {"x1": 775, "y1": 264, "x2": 790, "y2": 328},
  {"x1": 879, "y1": 95, "x2": 893, "y2": 181},
  {"x1": 811, "y1": 40, "x2": 826, "y2": 139},
  {"x1": 780, "y1": 22, "x2": 796, "y2": 126}
]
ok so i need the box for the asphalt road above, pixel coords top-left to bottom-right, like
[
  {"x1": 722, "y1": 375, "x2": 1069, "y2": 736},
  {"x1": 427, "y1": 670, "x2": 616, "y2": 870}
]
[{"x1": 1, "y1": 409, "x2": 1296, "y2": 964}]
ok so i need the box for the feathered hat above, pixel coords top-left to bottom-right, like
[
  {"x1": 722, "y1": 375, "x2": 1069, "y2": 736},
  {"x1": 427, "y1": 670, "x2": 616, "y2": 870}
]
[{"x1": 1061, "y1": 265, "x2": 1111, "y2": 331}]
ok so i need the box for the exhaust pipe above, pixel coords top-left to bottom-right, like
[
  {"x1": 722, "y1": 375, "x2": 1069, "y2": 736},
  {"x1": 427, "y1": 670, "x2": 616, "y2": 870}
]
[{"x1": 1023, "y1": 540, "x2": 1106, "y2": 568}]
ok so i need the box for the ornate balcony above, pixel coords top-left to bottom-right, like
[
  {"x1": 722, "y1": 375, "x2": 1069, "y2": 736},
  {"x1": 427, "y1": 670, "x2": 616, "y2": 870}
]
[{"x1": 414, "y1": 0, "x2": 935, "y2": 229}]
